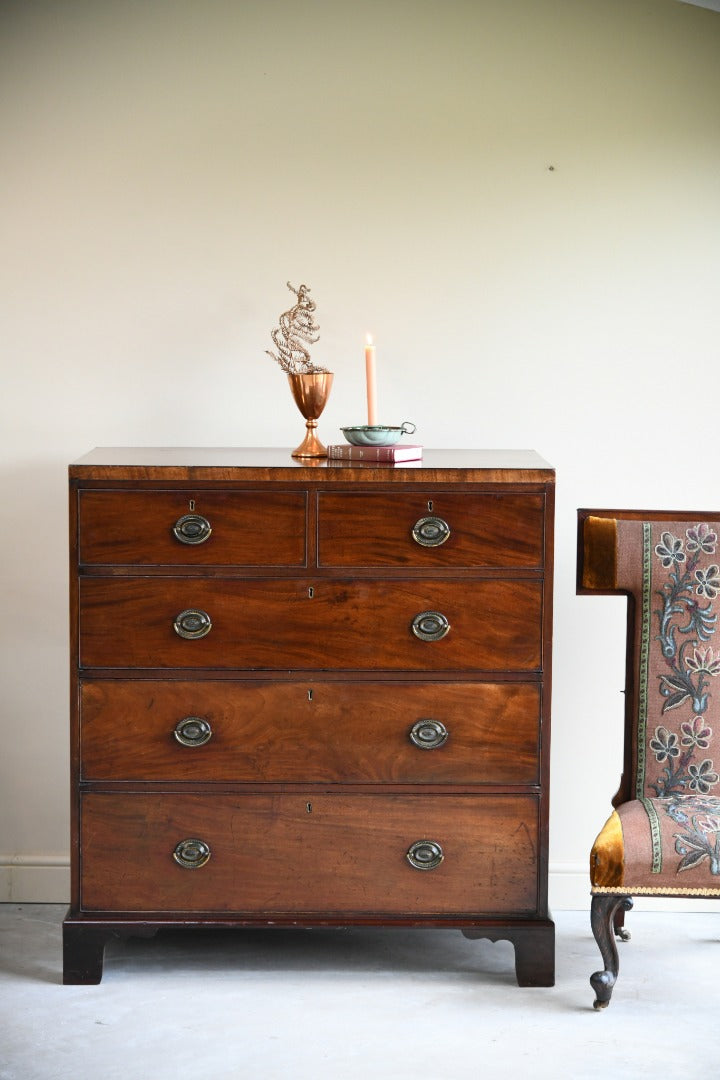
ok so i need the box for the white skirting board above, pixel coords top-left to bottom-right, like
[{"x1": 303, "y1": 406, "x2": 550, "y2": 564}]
[
  {"x1": 2, "y1": 857, "x2": 718, "y2": 912},
  {"x1": 0, "y1": 856, "x2": 71, "y2": 904}
]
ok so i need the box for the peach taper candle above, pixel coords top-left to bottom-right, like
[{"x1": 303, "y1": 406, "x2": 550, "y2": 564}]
[{"x1": 365, "y1": 334, "x2": 378, "y2": 426}]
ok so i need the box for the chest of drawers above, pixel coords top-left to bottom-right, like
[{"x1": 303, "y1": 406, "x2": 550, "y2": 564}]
[{"x1": 63, "y1": 448, "x2": 555, "y2": 985}]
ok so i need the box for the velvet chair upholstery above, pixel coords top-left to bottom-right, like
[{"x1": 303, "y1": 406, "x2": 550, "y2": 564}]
[{"x1": 578, "y1": 510, "x2": 720, "y2": 1008}]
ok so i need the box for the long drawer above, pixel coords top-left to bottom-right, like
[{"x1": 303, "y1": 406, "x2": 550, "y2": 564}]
[
  {"x1": 317, "y1": 492, "x2": 545, "y2": 568},
  {"x1": 78, "y1": 577, "x2": 543, "y2": 671},
  {"x1": 80, "y1": 680, "x2": 541, "y2": 783},
  {"x1": 78, "y1": 490, "x2": 307, "y2": 566},
  {"x1": 80, "y1": 793, "x2": 540, "y2": 914}
]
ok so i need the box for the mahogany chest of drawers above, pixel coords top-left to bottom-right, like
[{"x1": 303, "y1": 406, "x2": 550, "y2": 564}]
[{"x1": 63, "y1": 448, "x2": 555, "y2": 984}]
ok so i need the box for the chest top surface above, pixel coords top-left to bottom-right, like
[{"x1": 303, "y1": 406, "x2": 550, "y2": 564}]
[{"x1": 69, "y1": 447, "x2": 555, "y2": 484}]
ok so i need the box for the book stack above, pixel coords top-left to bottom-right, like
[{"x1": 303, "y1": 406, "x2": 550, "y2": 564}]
[{"x1": 326, "y1": 444, "x2": 423, "y2": 464}]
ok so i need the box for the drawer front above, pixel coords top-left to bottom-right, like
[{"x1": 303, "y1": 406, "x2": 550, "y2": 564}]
[
  {"x1": 80, "y1": 680, "x2": 541, "y2": 784},
  {"x1": 80, "y1": 793, "x2": 539, "y2": 914},
  {"x1": 317, "y1": 492, "x2": 545, "y2": 568},
  {"x1": 79, "y1": 578, "x2": 543, "y2": 671},
  {"x1": 78, "y1": 490, "x2": 307, "y2": 566}
]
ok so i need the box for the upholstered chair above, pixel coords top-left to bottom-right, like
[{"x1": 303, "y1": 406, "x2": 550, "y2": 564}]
[{"x1": 578, "y1": 510, "x2": 720, "y2": 1008}]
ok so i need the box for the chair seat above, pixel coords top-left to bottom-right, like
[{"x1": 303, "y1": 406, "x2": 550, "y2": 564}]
[{"x1": 591, "y1": 795, "x2": 720, "y2": 895}]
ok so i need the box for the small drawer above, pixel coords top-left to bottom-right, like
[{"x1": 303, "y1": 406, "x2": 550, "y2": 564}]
[
  {"x1": 77, "y1": 490, "x2": 307, "y2": 566},
  {"x1": 78, "y1": 577, "x2": 543, "y2": 672},
  {"x1": 317, "y1": 492, "x2": 545, "y2": 568},
  {"x1": 80, "y1": 680, "x2": 541, "y2": 783},
  {"x1": 80, "y1": 792, "x2": 539, "y2": 914}
]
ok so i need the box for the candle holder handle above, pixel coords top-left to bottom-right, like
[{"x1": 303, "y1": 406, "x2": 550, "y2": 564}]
[{"x1": 287, "y1": 372, "x2": 334, "y2": 458}]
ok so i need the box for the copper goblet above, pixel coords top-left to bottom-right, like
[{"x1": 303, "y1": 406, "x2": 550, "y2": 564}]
[{"x1": 287, "y1": 371, "x2": 334, "y2": 458}]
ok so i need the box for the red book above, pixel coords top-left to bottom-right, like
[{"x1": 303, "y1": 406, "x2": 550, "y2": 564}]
[{"x1": 326, "y1": 444, "x2": 423, "y2": 463}]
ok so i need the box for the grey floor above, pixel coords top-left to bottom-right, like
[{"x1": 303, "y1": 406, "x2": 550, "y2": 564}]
[{"x1": 0, "y1": 905, "x2": 717, "y2": 1080}]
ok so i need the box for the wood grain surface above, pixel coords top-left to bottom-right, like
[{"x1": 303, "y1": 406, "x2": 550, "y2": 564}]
[
  {"x1": 80, "y1": 792, "x2": 540, "y2": 915},
  {"x1": 317, "y1": 491, "x2": 545, "y2": 568},
  {"x1": 79, "y1": 577, "x2": 543, "y2": 671},
  {"x1": 78, "y1": 490, "x2": 307, "y2": 566},
  {"x1": 80, "y1": 679, "x2": 541, "y2": 784}
]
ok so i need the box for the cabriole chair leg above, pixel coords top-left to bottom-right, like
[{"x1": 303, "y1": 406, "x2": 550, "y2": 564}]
[{"x1": 590, "y1": 894, "x2": 633, "y2": 1010}]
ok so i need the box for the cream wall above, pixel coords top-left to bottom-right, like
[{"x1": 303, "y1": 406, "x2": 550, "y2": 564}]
[{"x1": 2, "y1": 0, "x2": 719, "y2": 907}]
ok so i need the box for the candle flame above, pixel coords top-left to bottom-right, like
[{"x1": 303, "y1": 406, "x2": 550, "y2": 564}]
[{"x1": 366, "y1": 333, "x2": 374, "y2": 346}]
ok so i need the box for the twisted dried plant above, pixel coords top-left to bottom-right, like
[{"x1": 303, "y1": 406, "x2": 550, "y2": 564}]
[{"x1": 266, "y1": 282, "x2": 328, "y2": 374}]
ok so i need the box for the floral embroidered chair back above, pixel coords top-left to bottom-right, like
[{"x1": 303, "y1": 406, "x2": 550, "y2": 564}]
[
  {"x1": 578, "y1": 511, "x2": 720, "y2": 1008},
  {"x1": 620, "y1": 519, "x2": 720, "y2": 821}
]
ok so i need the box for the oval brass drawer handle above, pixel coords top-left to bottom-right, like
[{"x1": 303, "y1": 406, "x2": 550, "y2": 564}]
[
  {"x1": 174, "y1": 716, "x2": 213, "y2": 747},
  {"x1": 406, "y1": 840, "x2": 444, "y2": 871},
  {"x1": 412, "y1": 516, "x2": 451, "y2": 548},
  {"x1": 409, "y1": 719, "x2": 449, "y2": 750},
  {"x1": 411, "y1": 611, "x2": 450, "y2": 642},
  {"x1": 172, "y1": 838, "x2": 211, "y2": 869},
  {"x1": 173, "y1": 513, "x2": 212, "y2": 545},
  {"x1": 173, "y1": 608, "x2": 212, "y2": 640}
]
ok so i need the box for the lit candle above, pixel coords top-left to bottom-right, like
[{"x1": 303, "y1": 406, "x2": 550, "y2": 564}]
[{"x1": 365, "y1": 333, "x2": 378, "y2": 426}]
